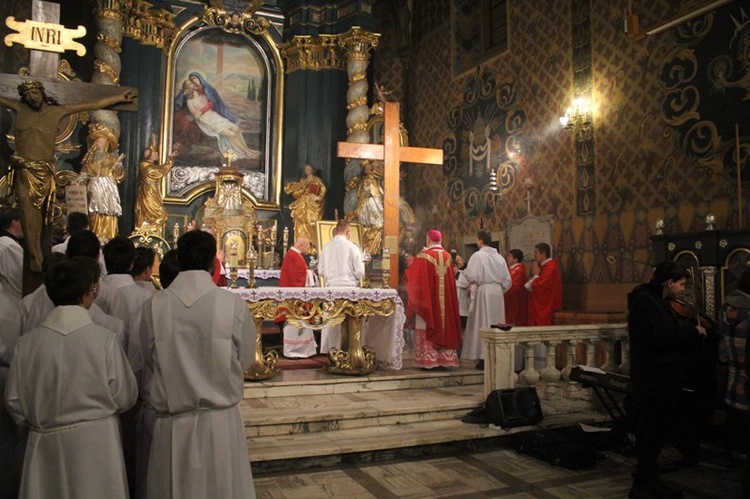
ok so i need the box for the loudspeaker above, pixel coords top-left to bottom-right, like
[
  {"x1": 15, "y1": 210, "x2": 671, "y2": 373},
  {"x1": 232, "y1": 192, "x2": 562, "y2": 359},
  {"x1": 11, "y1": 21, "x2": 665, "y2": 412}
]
[{"x1": 485, "y1": 387, "x2": 543, "y2": 428}]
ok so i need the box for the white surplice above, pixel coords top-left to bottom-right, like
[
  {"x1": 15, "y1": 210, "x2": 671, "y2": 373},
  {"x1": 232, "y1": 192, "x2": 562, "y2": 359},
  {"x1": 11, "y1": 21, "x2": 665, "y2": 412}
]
[
  {"x1": 460, "y1": 246, "x2": 512, "y2": 360},
  {"x1": 104, "y1": 274, "x2": 154, "y2": 382},
  {"x1": 140, "y1": 270, "x2": 256, "y2": 499},
  {"x1": 318, "y1": 235, "x2": 365, "y2": 352},
  {"x1": 21, "y1": 283, "x2": 125, "y2": 344},
  {"x1": 0, "y1": 235, "x2": 23, "y2": 299},
  {"x1": 5, "y1": 305, "x2": 137, "y2": 499}
]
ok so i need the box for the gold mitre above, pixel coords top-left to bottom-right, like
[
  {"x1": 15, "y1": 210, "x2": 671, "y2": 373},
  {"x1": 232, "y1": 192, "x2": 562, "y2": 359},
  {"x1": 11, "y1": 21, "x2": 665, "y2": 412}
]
[
  {"x1": 17, "y1": 79, "x2": 44, "y2": 96},
  {"x1": 87, "y1": 122, "x2": 119, "y2": 150}
]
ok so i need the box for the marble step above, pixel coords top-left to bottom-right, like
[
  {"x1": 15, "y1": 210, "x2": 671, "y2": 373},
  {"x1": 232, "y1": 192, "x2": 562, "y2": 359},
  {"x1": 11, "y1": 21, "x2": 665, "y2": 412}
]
[
  {"x1": 242, "y1": 384, "x2": 486, "y2": 437},
  {"x1": 246, "y1": 406, "x2": 608, "y2": 463},
  {"x1": 243, "y1": 365, "x2": 483, "y2": 399}
]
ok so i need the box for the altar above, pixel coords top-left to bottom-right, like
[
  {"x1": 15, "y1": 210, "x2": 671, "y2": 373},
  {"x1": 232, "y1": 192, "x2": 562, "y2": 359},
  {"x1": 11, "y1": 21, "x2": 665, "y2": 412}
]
[{"x1": 231, "y1": 287, "x2": 406, "y2": 379}]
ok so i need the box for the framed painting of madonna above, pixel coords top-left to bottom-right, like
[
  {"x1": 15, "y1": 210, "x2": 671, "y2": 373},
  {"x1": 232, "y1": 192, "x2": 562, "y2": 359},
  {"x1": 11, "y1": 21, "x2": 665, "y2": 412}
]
[{"x1": 161, "y1": 11, "x2": 283, "y2": 210}]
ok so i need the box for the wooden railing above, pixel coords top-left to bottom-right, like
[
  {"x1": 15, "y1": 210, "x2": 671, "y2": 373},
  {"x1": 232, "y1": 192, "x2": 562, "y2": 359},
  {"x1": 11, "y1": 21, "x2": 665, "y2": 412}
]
[{"x1": 479, "y1": 324, "x2": 629, "y2": 398}]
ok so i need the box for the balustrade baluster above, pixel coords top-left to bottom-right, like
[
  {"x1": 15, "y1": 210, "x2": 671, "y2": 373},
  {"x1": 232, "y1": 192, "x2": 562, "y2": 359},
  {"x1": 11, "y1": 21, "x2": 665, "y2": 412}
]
[
  {"x1": 541, "y1": 340, "x2": 562, "y2": 383},
  {"x1": 519, "y1": 342, "x2": 541, "y2": 385}
]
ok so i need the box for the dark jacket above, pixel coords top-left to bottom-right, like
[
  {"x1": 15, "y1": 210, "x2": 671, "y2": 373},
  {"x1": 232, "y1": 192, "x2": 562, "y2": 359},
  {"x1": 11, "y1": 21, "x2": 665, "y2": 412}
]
[{"x1": 627, "y1": 281, "x2": 703, "y2": 398}]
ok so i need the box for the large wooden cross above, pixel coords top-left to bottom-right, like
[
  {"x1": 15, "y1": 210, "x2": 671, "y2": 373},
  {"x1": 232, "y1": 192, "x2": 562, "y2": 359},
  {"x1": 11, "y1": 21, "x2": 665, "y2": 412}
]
[{"x1": 337, "y1": 102, "x2": 443, "y2": 288}]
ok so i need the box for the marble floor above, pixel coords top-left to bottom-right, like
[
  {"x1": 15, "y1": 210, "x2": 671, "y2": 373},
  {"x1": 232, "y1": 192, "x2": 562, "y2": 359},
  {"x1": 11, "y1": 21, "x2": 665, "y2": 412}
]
[{"x1": 253, "y1": 440, "x2": 744, "y2": 498}]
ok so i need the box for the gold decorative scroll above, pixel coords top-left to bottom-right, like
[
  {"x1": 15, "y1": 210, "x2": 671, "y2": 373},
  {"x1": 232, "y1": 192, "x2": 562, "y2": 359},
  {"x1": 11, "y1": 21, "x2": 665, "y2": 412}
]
[{"x1": 4, "y1": 16, "x2": 87, "y2": 56}]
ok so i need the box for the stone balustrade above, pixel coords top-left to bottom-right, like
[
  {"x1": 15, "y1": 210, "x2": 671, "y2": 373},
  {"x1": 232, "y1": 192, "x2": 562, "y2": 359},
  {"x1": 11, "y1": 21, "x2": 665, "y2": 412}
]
[{"x1": 479, "y1": 324, "x2": 629, "y2": 398}]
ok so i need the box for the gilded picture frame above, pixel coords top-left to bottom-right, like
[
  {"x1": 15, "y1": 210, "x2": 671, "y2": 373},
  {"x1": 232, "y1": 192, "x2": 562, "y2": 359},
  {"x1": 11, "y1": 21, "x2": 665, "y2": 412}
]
[
  {"x1": 161, "y1": 14, "x2": 284, "y2": 210},
  {"x1": 316, "y1": 221, "x2": 363, "y2": 252}
]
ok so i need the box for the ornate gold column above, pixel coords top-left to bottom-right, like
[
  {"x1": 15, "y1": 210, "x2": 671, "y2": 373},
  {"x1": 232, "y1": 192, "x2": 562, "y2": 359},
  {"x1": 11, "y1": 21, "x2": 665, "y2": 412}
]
[
  {"x1": 338, "y1": 27, "x2": 379, "y2": 221},
  {"x1": 89, "y1": 0, "x2": 124, "y2": 141}
]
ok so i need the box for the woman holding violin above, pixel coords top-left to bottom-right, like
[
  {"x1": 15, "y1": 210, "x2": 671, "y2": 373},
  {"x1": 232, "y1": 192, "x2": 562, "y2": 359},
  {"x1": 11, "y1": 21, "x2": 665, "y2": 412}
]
[{"x1": 627, "y1": 261, "x2": 707, "y2": 498}]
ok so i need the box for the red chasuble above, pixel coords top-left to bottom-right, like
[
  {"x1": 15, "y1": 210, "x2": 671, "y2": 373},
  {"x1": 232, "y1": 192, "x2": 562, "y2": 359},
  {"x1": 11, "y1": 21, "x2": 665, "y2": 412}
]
[
  {"x1": 211, "y1": 256, "x2": 227, "y2": 287},
  {"x1": 528, "y1": 259, "x2": 563, "y2": 326},
  {"x1": 406, "y1": 245, "x2": 462, "y2": 349},
  {"x1": 505, "y1": 263, "x2": 528, "y2": 326},
  {"x1": 275, "y1": 248, "x2": 309, "y2": 322}
]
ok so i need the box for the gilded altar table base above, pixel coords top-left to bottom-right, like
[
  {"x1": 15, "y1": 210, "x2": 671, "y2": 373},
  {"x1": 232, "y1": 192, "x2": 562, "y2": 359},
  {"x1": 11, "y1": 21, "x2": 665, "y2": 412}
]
[
  {"x1": 327, "y1": 315, "x2": 376, "y2": 375},
  {"x1": 244, "y1": 316, "x2": 281, "y2": 381},
  {"x1": 242, "y1": 296, "x2": 395, "y2": 379}
]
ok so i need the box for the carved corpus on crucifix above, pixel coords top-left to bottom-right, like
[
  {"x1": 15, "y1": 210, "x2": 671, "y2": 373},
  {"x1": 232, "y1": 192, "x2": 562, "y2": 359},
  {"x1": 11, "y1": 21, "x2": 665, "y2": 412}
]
[
  {"x1": 337, "y1": 102, "x2": 443, "y2": 288},
  {"x1": 0, "y1": 0, "x2": 137, "y2": 283}
]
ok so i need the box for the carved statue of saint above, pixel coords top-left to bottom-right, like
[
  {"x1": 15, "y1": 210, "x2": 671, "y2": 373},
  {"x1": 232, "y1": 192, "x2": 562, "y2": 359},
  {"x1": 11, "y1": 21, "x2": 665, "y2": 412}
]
[
  {"x1": 135, "y1": 144, "x2": 178, "y2": 233},
  {"x1": 346, "y1": 160, "x2": 384, "y2": 255},
  {"x1": 0, "y1": 79, "x2": 136, "y2": 272},
  {"x1": 79, "y1": 123, "x2": 125, "y2": 241},
  {"x1": 284, "y1": 164, "x2": 326, "y2": 251}
]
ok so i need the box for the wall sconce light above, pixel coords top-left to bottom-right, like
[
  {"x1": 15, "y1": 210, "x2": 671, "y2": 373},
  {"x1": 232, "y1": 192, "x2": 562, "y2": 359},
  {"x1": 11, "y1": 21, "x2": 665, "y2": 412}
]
[{"x1": 559, "y1": 95, "x2": 593, "y2": 140}]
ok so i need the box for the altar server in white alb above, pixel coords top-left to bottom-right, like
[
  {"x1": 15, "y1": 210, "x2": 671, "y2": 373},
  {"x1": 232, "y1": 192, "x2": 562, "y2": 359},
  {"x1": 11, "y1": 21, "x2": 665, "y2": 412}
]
[
  {"x1": 6, "y1": 256, "x2": 137, "y2": 499},
  {"x1": 318, "y1": 220, "x2": 365, "y2": 351},
  {"x1": 460, "y1": 230, "x2": 512, "y2": 368},
  {"x1": 0, "y1": 207, "x2": 24, "y2": 299},
  {"x1": 100, "y1": 236, "x2": 155, "y2": 495},
  {"x1": 0, "y1": 288, "x2": 24, "y2": 498},
  {"x1": 21, "y1": 231, "x2": 125, "y2": 341},
  {"x1": 140, "y1": 230, "x2": 256, "y2": 499}
]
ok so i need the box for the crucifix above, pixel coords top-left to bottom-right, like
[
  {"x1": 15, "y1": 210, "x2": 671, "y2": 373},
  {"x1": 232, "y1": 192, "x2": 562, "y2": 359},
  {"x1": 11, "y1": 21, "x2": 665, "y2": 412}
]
[
  {"x1": 0, "y1": 1, "x2": 137, "y2": 113},
  {"x1": 337, "y1": 102, "x2": 443, "y2": 288},
  {"x1": 0, "y1": 0, "x2": 137, "y2": 289}
]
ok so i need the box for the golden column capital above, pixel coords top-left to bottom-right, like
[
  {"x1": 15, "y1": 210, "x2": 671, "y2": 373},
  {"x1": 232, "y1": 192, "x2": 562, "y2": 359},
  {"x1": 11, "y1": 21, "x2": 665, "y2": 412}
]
[{"x1": 337, "y1": 26, "x2": 380, "y2": 62}]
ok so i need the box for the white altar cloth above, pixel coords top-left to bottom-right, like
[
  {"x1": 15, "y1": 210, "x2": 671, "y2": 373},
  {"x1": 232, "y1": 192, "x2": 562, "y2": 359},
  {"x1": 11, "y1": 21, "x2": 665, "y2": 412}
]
[
  {"x1": 237, "y1": 269, "x2": 280, "y2": 280},
  {"x1": 231, "y1": 287, "x2": 405, "y2": 370}
]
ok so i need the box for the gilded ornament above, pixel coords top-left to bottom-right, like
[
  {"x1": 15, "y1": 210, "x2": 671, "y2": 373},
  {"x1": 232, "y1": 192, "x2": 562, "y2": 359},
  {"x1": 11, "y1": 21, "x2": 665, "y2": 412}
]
[
  {"x1": 719, "y1": 239, "x2": 728, "y2": 248},
  {"x1": 695, "y1": 241, "x2": 702, "y2": 250},
  {"x1": 94, "y1": 60, "x2": 120, "y2": 83},
  {"x1": 668, "y1": 242, "x2": 676, "y2": 251}
]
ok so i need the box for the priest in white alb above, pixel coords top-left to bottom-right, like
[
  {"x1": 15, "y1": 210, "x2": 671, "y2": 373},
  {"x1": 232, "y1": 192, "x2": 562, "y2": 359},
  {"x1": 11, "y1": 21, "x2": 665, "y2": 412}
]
[
  {"x1": 460, "y1": 230, "x2": 512, "y2": 369},
  {"x1": 318, "y1": 220, "x2": 365, "y2": 351}
]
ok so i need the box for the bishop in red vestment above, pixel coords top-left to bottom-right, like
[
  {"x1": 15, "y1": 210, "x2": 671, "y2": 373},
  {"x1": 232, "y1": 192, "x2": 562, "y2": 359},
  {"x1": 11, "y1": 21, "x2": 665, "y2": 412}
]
[
  {"x1": 406, "y1": 230, "x2": 462, "y2": 369},
  {"x1": 526, "y1": 243, "x2": 563, "y2": 326},
  {"x1": 504, "y1": 249, "x2": 528, "y2": 326}
]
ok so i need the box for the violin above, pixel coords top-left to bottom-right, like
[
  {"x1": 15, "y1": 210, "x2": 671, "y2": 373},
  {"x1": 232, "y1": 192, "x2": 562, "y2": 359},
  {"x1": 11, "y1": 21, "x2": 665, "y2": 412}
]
[{"x1": 666, "y1": 297, "x2": 717, "y2": 330}]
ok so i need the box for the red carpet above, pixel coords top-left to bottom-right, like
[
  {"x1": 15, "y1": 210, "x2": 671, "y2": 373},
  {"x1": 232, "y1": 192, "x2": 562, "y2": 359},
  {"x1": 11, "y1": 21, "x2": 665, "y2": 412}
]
[{"x1": 276, "y1": 354, "x2": 329, "y2": 371}]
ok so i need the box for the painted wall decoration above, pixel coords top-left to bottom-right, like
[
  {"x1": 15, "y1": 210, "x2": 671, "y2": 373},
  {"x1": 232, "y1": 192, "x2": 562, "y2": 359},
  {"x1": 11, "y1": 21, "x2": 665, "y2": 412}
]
[
  {"x1": 442, "y1": 67, "x2": 526, "y2": 222},
  {"x1": 167, "y1": 27, "x2": 271, "y2": 201},
  {"x1": 657, "y1": 7, "x2": 750, "y2": 190}
]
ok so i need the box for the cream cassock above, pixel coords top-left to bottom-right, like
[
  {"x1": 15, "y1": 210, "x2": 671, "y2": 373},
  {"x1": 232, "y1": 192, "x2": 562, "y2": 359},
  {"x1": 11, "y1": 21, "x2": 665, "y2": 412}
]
[
  {"x1": 5, "y1": 305, "x2": 137, "y2": 499},
  {"x1": 140, "y1": 270, "x2": 256, "y2": 499}
]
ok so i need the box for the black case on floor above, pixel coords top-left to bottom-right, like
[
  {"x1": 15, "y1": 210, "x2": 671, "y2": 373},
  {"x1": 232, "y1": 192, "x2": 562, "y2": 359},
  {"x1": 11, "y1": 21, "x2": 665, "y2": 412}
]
[{"x1": 513, "y1": 429, "x2": 598, "y2": 470}]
